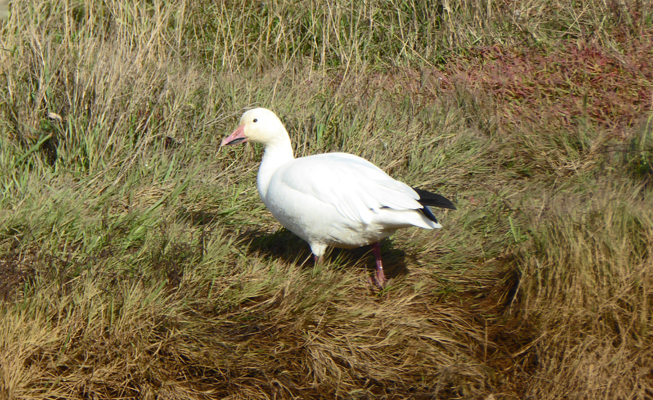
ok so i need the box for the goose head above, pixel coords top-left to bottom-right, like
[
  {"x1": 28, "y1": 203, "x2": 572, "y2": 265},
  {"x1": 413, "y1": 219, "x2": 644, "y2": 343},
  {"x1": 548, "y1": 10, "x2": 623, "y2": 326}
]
[{"x1": 221, "y1": 108, "x2": 288, "y2": 148}]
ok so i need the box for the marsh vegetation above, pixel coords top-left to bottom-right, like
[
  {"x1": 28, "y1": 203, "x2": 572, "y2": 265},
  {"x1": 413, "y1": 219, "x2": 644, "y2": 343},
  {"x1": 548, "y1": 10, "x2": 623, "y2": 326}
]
[{"x1": 0, "y1": 0, "x2": 652, "y2": 398}]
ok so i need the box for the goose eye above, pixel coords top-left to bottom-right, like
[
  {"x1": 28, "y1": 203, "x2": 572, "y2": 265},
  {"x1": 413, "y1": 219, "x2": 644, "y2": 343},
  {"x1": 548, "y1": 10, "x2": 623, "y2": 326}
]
[{"x1": 253, "y1": 118, "x2": 258, "y2": 123}]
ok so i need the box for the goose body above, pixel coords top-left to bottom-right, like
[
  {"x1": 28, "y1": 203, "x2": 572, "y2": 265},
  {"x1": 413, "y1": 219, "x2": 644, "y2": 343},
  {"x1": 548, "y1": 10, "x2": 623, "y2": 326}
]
[{"x1": 222, "y1": 108, "x2": 455, "y2": 286}]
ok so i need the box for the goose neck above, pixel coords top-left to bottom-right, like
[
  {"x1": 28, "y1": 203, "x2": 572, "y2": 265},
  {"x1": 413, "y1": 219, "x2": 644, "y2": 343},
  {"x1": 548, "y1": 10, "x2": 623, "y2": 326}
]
[{"x1": 257, "y1": 138, "x2": 294, "y2": 201}]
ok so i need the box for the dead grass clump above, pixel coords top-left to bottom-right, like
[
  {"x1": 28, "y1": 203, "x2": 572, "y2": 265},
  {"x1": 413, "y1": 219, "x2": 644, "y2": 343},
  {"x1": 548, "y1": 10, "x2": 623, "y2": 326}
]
[
  {"x1": 510, "y1": 181, "x2": 653, "y2": 399},
  {"x1": 0, "y1": 255, "x2": 503, "y2": 399},
  {"x1": 177, "y1": 269, "x2": 497, "y2": 399}
]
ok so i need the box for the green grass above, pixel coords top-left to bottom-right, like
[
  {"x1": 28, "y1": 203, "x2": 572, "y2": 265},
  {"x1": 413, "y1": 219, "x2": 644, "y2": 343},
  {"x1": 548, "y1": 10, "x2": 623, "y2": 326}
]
[{"x1": 1, "y1": 0, "x2": 653, "y2": 398}]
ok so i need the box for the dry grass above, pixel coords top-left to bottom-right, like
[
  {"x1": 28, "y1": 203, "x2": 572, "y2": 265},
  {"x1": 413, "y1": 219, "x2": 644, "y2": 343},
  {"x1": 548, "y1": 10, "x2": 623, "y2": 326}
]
[
  {"x1": 0, "y1": 0, "x2": 652, "y2": 399},
  {"x1": 513, "y1": 181, "x2": 653, "y2": 399}
]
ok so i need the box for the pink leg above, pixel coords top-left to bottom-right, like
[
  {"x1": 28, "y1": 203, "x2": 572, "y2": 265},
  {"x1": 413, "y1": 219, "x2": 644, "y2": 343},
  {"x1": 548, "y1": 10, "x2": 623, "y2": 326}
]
[
  {"x1": 314, "y1": 255, "x2": 322, "y2": 264},
  {"x1": 371, "y1": 242, "x2": 386, "y2": 287}
]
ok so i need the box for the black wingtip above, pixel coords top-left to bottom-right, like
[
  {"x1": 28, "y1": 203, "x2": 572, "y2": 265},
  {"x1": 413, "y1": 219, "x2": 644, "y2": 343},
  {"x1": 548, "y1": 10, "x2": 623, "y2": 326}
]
[
  {"x1": 420, "y1": 206, "x2": 439, "y2": 223},
  {"x1": 413, "y1": 187, "x2": 456, "y2": 210}
]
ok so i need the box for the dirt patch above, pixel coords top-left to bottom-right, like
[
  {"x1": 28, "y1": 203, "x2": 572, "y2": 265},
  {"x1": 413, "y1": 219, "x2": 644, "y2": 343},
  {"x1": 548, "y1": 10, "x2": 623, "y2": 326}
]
[{"x1": 0, "y1": 250, "x2": 37, "y2": 302}]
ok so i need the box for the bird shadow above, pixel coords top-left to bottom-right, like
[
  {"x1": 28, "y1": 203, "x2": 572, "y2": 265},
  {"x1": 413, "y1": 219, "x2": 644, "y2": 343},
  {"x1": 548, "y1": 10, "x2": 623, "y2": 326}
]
[
  {"x1": 237, "y1": 227, "x2": 410, "y2": 282},
  {"x1": 177, "y1": 208, "x2": 410, "y2": 282}
]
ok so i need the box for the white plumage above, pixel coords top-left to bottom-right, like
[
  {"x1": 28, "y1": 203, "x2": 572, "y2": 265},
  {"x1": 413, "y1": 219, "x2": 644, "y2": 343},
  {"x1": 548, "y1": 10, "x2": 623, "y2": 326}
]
[{"x1": 222, "y1": 108, "x2": 455, "y2": 286}]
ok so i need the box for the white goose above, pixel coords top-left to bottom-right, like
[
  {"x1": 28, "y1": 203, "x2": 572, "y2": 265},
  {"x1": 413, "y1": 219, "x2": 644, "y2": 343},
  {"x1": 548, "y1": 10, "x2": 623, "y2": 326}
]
[{"x1": 222, "y1": 108, "x2": 455, "y2": 286}]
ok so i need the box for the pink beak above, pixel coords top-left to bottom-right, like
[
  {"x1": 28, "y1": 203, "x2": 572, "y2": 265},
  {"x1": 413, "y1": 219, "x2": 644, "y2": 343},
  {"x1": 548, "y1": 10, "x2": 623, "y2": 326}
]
[{"x1": 221, "y1": 125, "x2": 247, "y2": 146}]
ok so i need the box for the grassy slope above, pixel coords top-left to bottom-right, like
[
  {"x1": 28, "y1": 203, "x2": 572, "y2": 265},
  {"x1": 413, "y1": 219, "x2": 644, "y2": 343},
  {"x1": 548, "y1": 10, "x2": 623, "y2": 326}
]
[{"x1": 0, "y1": 0, "x2": 652, "y2": 398}]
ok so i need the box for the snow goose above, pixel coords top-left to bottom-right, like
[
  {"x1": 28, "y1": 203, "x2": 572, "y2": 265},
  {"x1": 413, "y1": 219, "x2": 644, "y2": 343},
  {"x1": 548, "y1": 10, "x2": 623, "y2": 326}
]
[{"x1": 221, "y1": 108, "x2": 455, "y2": 286}]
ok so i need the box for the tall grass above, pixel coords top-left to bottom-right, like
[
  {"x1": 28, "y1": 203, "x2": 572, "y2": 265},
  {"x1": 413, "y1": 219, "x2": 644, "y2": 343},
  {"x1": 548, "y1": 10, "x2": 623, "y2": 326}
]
[{"x1": 0, "y1": 0, "x2": 652, "y2": 398}]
